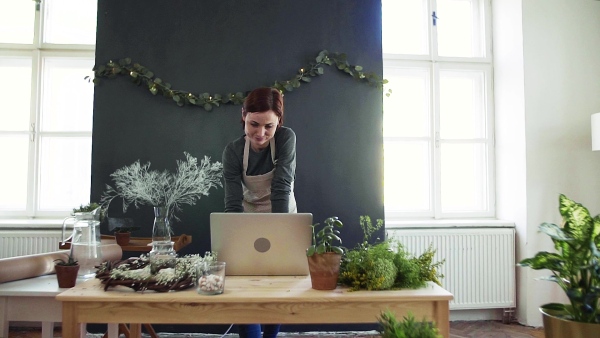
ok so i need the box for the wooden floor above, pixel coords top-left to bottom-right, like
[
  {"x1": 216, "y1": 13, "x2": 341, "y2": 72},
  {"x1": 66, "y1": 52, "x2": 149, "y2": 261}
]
[{"x1": 8, "y1": 321, "x2": 544, "y2": 338}]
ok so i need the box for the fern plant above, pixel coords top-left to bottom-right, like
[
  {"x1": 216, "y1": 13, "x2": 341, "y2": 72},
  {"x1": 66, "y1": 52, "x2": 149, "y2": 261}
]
[{"x1": 378, "y1": 310, "x2": 442, "y2": 338}]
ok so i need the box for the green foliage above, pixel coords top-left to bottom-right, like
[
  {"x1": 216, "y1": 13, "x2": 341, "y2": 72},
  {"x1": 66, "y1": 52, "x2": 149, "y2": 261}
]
[
  {"x1": 307, "y1": 216, "x2": 344, "y2": 256},
  {"x1": 54, "y1": 253, "x2": 78, "y2": 266},
  {"x1": 91, "y1": 50, "x2": 391, "y2": 111},
  {"x1": 72, "y1": 202, "x2": 100, "y2": 214},
  {"x1": 378, "y1": 310, "x2": 442, "y2": 338},
  {"x1": 339, "y1": 215, "x2": 445, "y2": 291},
  {"x1": 72, "y1": 202, "x2": 106, "y2": 222},
  {"x1": 518, "y1": 194, "x2": 600, "y2": 324},
  {"x1": 112, "y1": 222, "x2": 140, "y2": 233},
  {"x1": 340, "y1": 240, "x2": 397, "y2": 290},
  {"x1": 392, "y1": 246, "x2": 425, "y2": 289}
]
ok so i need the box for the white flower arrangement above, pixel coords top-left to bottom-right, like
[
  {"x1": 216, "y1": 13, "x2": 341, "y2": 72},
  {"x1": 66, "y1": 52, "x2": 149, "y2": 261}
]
[
  {"x1": 97, "y1": 252, "x2": 218, "y2": 292},
  {"x1": 101, "y1": 152, "x2": 223, "y2": 222}
]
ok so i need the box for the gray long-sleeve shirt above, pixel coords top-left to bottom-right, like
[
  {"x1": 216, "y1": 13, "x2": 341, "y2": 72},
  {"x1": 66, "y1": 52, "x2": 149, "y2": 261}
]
[{"x1": 222, "y1": 126, "x2": 296, "y2": 213}]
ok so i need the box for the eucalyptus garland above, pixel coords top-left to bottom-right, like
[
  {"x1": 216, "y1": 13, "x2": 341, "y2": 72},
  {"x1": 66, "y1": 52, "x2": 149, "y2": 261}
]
[{"x1": 90, "y1": 50, "x2": 390, "y2": 111}]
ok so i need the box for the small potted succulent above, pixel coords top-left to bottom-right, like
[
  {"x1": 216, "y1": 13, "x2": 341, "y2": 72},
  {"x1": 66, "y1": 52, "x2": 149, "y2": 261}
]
[
  {"x1": 306, "y1": 216, "x2": 344, "y2": 290},
  {"x1": 54, "y1": 252, "x2": 79, "y2": 288}
]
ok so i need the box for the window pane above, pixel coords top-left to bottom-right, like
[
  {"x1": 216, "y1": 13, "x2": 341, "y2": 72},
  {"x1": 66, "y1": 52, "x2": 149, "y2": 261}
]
[
  {"x1": 382, "y1": 0, "x2": 429, "y2": 55},
  {"x1": 439, "y1": 69, "x2": 486, "y2": 139},
  {"x1": 437, "y1": 0, "x2": 485, "y2": 57},
  {"x1": 384, "y1": 141, "x2": 431, "y2": 211},
  {"x1": 0, "y1": 0, "x2": 35, "y2": 44},
  {"x1": 440, "y1": 143, "x2": 488, "y2": 212},
  {"x1": 40, "y1": 57, "x2": 95, "y2": 132},
  {"x1": 383, "y1": 67, "x2": 430, "y2": 138},
  {"x1": 38, "y1": 136, "x2": 91, "y2": 210},
  {"x1": 0, "y1": 57, "x2": 32, "y2": 131},
  {"x1": 43, "y1": 0, "x2": 98, "y2": 45},
  {"x1": 0, "y1": 135, "x2": 29, "y2": 210}
]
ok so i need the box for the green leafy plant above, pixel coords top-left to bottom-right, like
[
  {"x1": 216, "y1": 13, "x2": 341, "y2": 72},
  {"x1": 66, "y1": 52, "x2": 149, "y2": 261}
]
[
  {"x1": 90, "y1": 50, "x2": 391, "y2": 111},
  {"x1": 339, "y1": 215, "x2": 445, "y2": 291},
  {"x1": 72, "y1": 202, "x2": 106, "y2": 221},
  {"x1": 518, "y1": 194, "x2": 600, "y2": 324},
  {"x1": 54, "y1": 253, "x2": 78, "y2": 266},
  {"x1": 306, "y1": 216, "x2": 344, "y2": 256},
  {"x1": 112, "y1": 223, "x2": 140, "y2": 233},
  {"x1": 378, "y1": 310, "x2": 442, "y2": 338},
  {"x1": 72, "y1": 202, "x2": 101, "y2": 214}
]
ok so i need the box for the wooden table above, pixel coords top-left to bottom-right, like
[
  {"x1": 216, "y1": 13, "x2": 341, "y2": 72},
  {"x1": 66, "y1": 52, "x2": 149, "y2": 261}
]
[{"x1": 57, "y1": 276, "x2": 453, "y2": 338}]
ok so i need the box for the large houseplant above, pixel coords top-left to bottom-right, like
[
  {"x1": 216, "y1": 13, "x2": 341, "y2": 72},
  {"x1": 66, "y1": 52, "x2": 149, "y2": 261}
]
[
  {"x1": 306, "y1": 216, "x2": 344, "y2": 290},
  {"x1": 518, "y1": 194, "x2": 600, "y2": 337}
]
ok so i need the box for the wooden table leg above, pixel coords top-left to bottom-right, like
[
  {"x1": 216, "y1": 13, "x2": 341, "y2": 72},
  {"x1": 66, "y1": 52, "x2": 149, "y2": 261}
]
[
  {"x1": 434, "y1": 300, "x2": 450, "y2": 338},
  {"x1": 129, "y1": 323, "x2": 142, "y2": 338},
  {"x1": 61, "y1": 303, "x2": 80, "y2": 338},
  {"x1": 143, "y1": 324, "x2": 159, "y2": 338}
]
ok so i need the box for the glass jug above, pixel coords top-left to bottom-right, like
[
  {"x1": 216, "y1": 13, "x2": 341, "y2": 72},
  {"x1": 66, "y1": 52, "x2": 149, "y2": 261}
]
[{"x1": 61, "y1": 207, "x2": 103, "y2": 278}]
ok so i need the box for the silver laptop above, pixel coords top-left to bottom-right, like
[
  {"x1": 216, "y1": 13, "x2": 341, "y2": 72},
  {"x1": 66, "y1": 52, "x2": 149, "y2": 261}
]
[{"x1": 210, "y1": 212, "x2": 313, "y2": 276}]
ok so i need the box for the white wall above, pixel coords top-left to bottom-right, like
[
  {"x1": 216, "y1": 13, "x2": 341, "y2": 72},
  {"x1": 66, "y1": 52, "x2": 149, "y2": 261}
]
[{"x1": 494, "y1": 0, "x2": 600, "y2": 327}]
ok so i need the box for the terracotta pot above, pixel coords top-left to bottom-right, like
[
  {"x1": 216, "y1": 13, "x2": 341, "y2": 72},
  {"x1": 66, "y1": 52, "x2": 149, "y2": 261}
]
[
  {"x1": 540, "y1": 305, "x2": 600, "y2": 338},
  {"x1": 55, "y1": 264, "x2": 80, "y2": 288},
  {"x1": 307, "y1": 252, "x2": 342, "y2": 290},
  {"x1": 115, "y1": 231, "x2": 131, "y2": 246}
]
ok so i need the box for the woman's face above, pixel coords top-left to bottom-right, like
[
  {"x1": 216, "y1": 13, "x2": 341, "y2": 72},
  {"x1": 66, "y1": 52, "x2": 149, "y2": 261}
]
[{"x1": 243, "y1": 110, "x2": 280, "y2": 151}]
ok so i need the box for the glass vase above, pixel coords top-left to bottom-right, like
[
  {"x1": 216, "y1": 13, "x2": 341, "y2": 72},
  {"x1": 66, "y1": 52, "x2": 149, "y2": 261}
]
[
  {"x1": 150, "y1": 206, "x2": 176, "y2": 274},
  {"x1": 152, "y1": 206, "x2": 171, "y2": 243}
]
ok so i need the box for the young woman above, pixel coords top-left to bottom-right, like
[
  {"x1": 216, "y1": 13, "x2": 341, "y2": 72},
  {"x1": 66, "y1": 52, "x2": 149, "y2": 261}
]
[
  {"x1": 221, "y1": 87, "x2": 297, "y2": 338},
  {"x1": 222, "y1": 87, "x2": 297, "y2": 214}
]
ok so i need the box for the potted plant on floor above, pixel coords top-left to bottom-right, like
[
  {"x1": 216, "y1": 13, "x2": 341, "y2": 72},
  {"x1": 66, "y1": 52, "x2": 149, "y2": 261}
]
[
  {"x1": 54, "y1": 252, "x2": 79, "y2": 288},
  {"x1": 518, "y1": 194, "x2": 600, "y2": 337},
  {"x1": 306, "y1": 216, "x2": 344, "y2": 290}
]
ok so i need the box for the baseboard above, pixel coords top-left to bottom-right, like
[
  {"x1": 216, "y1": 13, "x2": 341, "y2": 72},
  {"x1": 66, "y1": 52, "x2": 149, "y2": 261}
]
[{"x1": 450, "y1": 309, "x2": 505, "y2": 321}]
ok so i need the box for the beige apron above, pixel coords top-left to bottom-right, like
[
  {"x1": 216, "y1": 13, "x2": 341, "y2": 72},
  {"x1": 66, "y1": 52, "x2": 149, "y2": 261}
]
[{"x1": 242, "y1": 136, "x2": 297, "y2": 213}]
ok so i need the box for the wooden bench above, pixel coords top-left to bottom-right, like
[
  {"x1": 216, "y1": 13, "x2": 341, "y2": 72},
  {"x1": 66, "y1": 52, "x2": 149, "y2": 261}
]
[{"x1": 0, "y1": 274, "x2": 118, "y2": 338}]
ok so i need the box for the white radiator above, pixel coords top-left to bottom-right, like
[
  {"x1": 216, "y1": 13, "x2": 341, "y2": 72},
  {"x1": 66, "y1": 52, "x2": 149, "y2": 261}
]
[
  {"x1": 0, "y1": 230, "x2": 62, "y2": 259},
  {"x1": 388, "y1": 227, "x2": 516, "y2": 310}
]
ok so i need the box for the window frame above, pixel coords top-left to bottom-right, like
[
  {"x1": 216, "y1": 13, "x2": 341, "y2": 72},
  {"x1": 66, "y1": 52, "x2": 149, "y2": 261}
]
[
  {"x1": 383, "y1": 0, "x2": 495, "y2": 222},
  {"x1": 0, "y1": 0, "x2": 95, "y2": 219}
]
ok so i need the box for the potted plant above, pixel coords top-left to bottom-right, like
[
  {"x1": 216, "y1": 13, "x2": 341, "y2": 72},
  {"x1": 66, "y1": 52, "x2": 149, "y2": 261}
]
[
  {"x1": 306, "y1": 216, "x2": 344, "y2": 290},
  {"x1": 518, "y1": 194, "x2": 600, "y2": 337},
  {"x1": 54, "y1": 252, "x2": 79, "y2": 288},
  {"x1": 378, "y1": 310, "x2": 442, "y2": 338},
  {"x1": 111, "y1": 222, "x2": 140, "y2": 246}
]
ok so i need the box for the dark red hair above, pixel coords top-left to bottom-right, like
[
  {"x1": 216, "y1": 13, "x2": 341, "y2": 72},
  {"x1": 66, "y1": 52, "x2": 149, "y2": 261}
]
[{"x1": 241, "y1": 87, "x2": 284, "y2": 127}]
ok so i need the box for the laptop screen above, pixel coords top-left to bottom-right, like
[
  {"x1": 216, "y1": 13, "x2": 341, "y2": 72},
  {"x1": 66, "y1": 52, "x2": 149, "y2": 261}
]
[{"x1": 210, "y1": 213, "x2": 313, "y2": 276}]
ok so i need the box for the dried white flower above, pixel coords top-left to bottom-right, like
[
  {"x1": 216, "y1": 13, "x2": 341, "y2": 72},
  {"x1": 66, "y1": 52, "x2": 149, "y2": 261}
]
[{"x1": 101, "y1": 152, "x2": 223, "y2": 223}]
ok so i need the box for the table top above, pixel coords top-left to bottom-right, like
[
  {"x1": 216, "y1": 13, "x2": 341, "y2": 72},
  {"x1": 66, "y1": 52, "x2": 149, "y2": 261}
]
[
  {"x1": 0, "y1": 274, "x2": 92, "y2": 296},
  {"x1": 56, "y1": 276, "x2": 453, "y2": 303}
]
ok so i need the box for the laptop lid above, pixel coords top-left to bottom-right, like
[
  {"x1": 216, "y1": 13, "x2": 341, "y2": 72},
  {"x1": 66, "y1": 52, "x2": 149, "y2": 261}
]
[{"x1": 210, "y1": 212, "x2": 313, "y2": 276}]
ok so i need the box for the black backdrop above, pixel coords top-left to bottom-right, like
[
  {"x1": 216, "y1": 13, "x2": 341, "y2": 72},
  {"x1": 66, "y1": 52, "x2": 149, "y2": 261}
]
[{"x1": 91, "y1": 0, "x2": 384, "y2": 333}]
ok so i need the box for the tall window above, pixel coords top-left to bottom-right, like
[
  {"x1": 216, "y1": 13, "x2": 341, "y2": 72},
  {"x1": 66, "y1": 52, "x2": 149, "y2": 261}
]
[
  {"x1": 382, "y1": 0, "x2": 494, "y2": 221},
  {"x1": 0, "y1": 0, "x2": 97, "y2": 218}
]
